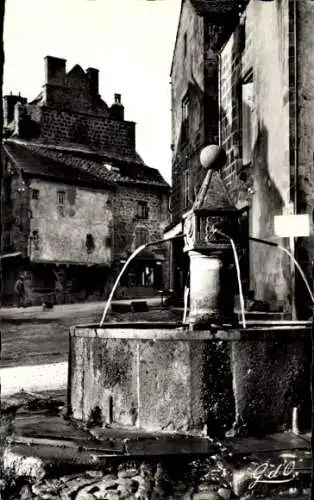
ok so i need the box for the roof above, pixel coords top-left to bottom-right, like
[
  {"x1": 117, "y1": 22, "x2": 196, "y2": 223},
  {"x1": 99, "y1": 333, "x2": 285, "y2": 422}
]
[
  {"x1": 4, "y1": 141, "x2": 116, "y2": 190},
  {"x1": 3, "y1": 140, "x2": 169, "y2": 190},
  {"x1": 193, "y1": 169, "x2": 236, "y2": 211},
  {"x1": 29, "y1": 88, "x2": 109, "y2": 112},
  {"x1": 190, "y1": 0, "x2": 239, "y2": 15}
]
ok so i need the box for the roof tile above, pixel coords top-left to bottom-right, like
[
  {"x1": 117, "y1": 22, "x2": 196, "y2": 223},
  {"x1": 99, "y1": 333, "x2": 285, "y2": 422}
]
[{"x1": 4, "y1": 140, "x2": 169, "y2": 190}]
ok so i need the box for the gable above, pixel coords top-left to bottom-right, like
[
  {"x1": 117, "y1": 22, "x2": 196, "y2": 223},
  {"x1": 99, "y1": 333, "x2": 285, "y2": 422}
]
[
  {"x1": 66, "y1": 65, "x2": 90, "y2": 91},
  {"x1": 170, "y1": 0, "x2": 197, "y2": 77},
  {"x1": 67, "y1": 64, "x2": 87, "y2": 80}
]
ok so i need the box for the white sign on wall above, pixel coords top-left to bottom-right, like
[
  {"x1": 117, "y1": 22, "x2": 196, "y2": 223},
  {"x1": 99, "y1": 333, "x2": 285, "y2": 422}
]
[{"x1": 274, "y1": 214, "x2": 310, "y2": 238}]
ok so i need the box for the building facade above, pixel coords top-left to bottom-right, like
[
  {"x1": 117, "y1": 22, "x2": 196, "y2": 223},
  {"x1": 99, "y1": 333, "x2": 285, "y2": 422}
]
[
  {"x1": 1, "y1": 56, "x2": 170, "y2": 305},
  {"x1": 166, "y1": 0, "x2": 314, "y2": 318},
  {"x1": 166, "y1": 0, "x2": 240, "y2": 298}
]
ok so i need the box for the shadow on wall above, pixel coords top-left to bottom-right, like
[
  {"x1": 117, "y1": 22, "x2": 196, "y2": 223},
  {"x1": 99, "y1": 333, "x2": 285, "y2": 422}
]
[
  {"x1": 172, "y1": 74, "x2": 218, "y2": 220},
  {"x1": 220, "y1": 98, "x2": 288, "y2": 309},
  {"x1": 251, "y1": 121, "x2": 288, "y2": 307}
]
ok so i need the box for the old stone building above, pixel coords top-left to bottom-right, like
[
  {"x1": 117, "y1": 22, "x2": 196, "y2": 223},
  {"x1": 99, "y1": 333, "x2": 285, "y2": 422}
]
[
  {"x1": 166, "y1": 0, "x2": 314, "y2": 318},
  {"x1": 165, "y1": 0, "x2": 239, "y2": 297},
  {"x1": 1, "y1": 56, "x2": 170, "y2": 305}
]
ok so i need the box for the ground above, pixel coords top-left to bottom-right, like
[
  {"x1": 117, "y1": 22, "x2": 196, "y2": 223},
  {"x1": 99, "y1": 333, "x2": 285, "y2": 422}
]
[
  {"x1": 0, "y1": 390, "x2": 311, "y2": 499},
  {"x1": 0, "y1": 299, "x2": 164, "y2": 369},
  {"x1": 0, "y1": 301, "x2": 311, "y2": 499}
]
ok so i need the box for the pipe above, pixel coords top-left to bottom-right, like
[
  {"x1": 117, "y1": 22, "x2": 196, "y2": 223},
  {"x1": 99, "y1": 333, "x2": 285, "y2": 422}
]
[
  {"x1": 293, "y1": 0, "x2": 298, "y2": 213},
  {"x1": 218, "y1": 52, "x2": 221, "y2": 146},
  {"x1": 248, "y1": 236, "x2": 278, "y2": 248}
]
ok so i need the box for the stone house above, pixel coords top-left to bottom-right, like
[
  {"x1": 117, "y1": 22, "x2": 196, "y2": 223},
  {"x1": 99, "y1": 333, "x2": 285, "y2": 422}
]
[
  {"x1": 1, "y1": 56, "x2": 170, "y2": 305},
  {"x1": 165, "y1": 0, "x2": 314, "y2": 318}
]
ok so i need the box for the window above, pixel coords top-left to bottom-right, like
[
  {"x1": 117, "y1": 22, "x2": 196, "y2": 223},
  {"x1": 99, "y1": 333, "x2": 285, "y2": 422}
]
[
  {"x1": 32, "y1": 230, "x2": 39, "y2": 250},
  {"x1": 3, "y1": 231, "x2": 13, "y2": 248},
  {"x1": 241, "y1": 78, "x2": 254, "y2": 166},
  {"x1": 184, "y1": 33, "x2": 187, "y2": 57},
  {"x1": 181, "y1": 95, "x2": 189, "y2": 144},
  {"x1": 86, "y1": 234, "x2": 95, "y2": 254},
  {"x1": 135, "y1": 227, "x2": 149, "y2": 247},
  {"x1": 183, "y1": 169, "x2": 190, "y2": 209},
  {"x1": 182, "y1": 96, "x2": 189, "y2": 121},
  {"x1": 32, "y1": 189, "x2": 39, "y2": 200},
  {"x1": 57, "y1": 190, "x2": 66, "y2": 216},
  {"x1": 137, "y1": 201, "x2": 149, "y2": 219},
  {"x1": 57, "y1": 190, "x2": 66, "y2": 205}
]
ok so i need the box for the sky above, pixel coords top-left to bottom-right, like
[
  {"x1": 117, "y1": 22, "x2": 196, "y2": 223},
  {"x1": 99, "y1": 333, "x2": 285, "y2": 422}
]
[{"x1": 3, "y1": 0, "x2": 181, "y2": 184}]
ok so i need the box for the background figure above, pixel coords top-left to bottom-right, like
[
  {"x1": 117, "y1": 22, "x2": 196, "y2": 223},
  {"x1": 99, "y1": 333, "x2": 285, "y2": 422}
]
[{"x1": 14, "y1": 275, "x2": 25, "y2": 307}]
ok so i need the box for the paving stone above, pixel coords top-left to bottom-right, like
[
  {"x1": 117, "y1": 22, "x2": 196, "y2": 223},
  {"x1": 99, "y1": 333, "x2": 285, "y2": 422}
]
[
  {"x1": 75, "y1": 491, "x2": 97, "y2": 500},
  {"x1": 20, "y1": 485, "x2": 33, "y2": 500},
  {"x1": 118, "y1": 469, "x2": 139, "y2": 479},
  {"x1": 217, "y1": 487, "x2": 231, "y2": 499},
  {"x1": 193, "y1": 491, "x2": 220, "y2": 500},
  {"x1": 3, "y1": 447, "x2": 45, "y2": 481}
]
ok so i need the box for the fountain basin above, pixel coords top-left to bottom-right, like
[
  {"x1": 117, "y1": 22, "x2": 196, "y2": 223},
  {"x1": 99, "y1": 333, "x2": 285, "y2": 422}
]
[{"x1": 68, "y1": 321, "x2": 311, "y2": 436}]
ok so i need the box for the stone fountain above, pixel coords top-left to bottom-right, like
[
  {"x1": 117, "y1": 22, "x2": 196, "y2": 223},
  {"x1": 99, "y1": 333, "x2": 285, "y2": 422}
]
[{"x1": 66, "y1": 146, "x2": 311, "y2": 439}]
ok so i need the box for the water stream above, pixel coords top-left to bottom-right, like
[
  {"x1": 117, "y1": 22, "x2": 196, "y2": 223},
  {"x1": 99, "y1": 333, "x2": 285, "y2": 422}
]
[
  {"x1": 99, "y1": 228, "x2": 314, "y2": 328},
  {"x1": 249, "y1": 237, "x2": 314, "y2": 305},
  {"x1": 99, "y1": 235, "x2": 183, "y2": 327},
  {"x1": 278, "y1": 245, "x2": 314, "y2": 304},
  {"x1": 213, "y1": 229, "x2": 247, "y2": 328}
]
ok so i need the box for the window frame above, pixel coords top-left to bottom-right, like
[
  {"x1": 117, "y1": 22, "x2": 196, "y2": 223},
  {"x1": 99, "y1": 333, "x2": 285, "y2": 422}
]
[
  {"x1": 183, "y1": 168, "x2": 190, "y2": 209},
  {"x1": 181, "y1": 94, "x2": 190, "y2": 145},
  {"x1": 135, "y1": 227, "x2": 149, "y2": 247},
  {"x1": 137, "y1": 201, "x2": 149, "y2": 220},
  {"x1": 32, "y1": 189, "x2": 39, "y2": 200},
  {"x1": 57, "y1": 190, "x2": 66, "y2": 205},
  {"x1": 183, "y1": 33, "x2": 187, "y2": 58},
  {"x1": 240, "y1": 73, "x2": 254, "y2": 167}
]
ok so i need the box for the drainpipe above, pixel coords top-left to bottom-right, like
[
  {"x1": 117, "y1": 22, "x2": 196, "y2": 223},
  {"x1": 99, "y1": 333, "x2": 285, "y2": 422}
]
[
  {"x1": 218, "y1": 53, "x2": 221, "y2": 146},
  {"x1": 293, "y1": 0, "x2": 298, "y2": 215},
  {"x1": 290, "y1": 0, "x2": 298, "y2": 319}
]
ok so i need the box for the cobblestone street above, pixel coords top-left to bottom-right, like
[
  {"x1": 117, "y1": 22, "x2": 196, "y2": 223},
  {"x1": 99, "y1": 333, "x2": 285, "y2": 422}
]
[
  {"x1": 0, "y1": 300, "x2": 164, "y2": 369},
  {"x1": 0, "y1": 391, "x2": 311, "y2": 500}
]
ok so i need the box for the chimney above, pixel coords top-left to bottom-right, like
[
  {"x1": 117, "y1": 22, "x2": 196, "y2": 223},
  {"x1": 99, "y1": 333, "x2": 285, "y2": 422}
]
[
  {"x1": 13, "y1": 102, "x2": 27, "y2": 136},
  {"x1": 86, "y1": 67, "x2": 99, "y2": 97},
  {"x1": 44, "y1": 56, "x2": 66, "y2": 86},
  {"x1": 110, "y1": 93, "x2": 124, "y2": 121},
  {"x1": 3, "y1": 94, "x2": 27, "y2": 127}
]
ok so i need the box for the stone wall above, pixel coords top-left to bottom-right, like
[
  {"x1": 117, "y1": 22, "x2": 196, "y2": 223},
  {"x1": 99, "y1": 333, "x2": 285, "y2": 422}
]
[
  {"x1": 26, "y1": 105, "x2": 136, "y2": 157},
  {"x1": 113, "y1": 184, "x2": 170, "y2": 289},
  {"x1": 2, "y1": 160, "x2": 30, "y2": 257},
  {"x1": 294, "y1": 0, "x2": 314, "y2": 317},
  {"x1": 170, "y1": 0, "x2": 209, "y2": 222},
  {"x1": 29, "y1": 178, "x2": 113, "y2": 265}
]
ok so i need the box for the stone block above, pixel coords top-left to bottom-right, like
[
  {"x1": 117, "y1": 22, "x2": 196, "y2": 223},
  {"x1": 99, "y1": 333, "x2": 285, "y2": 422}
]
[
  {"x1": 3, "y1": 447, "x2": 45, "y2": 481},
  {"x1": 69, "y1": 326, "x2": 235, "y2": 434},
  {"x1": 69, "y1": 323, "x2": 311, "y2": 438}
]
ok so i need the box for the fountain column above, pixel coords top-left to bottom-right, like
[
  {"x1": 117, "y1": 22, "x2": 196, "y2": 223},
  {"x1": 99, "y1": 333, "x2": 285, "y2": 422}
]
[{"x1": 183, "y1": 145, "x2": 240, "y2": 329}]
